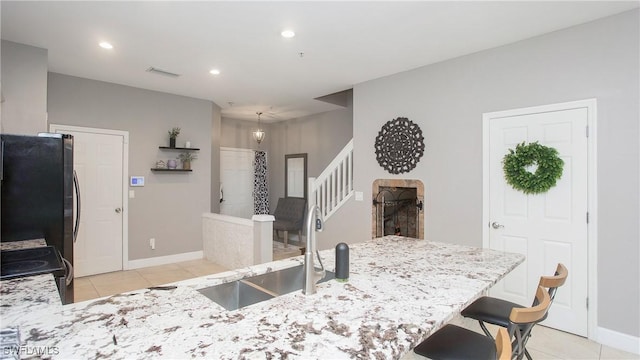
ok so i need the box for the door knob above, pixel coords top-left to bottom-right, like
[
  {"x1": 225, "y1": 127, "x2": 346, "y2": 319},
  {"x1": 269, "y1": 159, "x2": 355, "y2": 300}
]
[
  {"x1": 115, "y1": 207, "x2": 122, "y2": 213},
  {"x1": 491, "y1": 221, "x2": 504, "y2": 229}
]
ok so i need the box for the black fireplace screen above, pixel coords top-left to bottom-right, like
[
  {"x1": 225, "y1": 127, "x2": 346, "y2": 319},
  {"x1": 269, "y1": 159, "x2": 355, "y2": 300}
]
[{"x1": 373, "y1": 187, "x2": 422, "y2": 238}]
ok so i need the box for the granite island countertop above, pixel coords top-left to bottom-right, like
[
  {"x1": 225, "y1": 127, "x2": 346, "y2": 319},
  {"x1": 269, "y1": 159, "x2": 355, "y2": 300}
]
[{"x1": 0, "y1": 236, "x2": 524, "y2": 359}]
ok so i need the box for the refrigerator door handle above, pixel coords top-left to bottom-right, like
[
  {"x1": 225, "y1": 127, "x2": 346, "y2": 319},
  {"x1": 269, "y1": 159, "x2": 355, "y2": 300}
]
[
  {"x1": 1, "y1": 139, "x2": 4, "y2": 182},
  {"x1": 62, "y1": 257, "x2": 74, "y2": 286},
  {"x1": 73, "y1": 170, "x2": 81, "y2": 243}
]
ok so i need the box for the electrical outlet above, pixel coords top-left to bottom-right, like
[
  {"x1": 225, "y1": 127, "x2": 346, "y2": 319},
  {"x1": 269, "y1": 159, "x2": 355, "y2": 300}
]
[{"x1": 150, "y1": 238, "x2": 155, "y2": 250}]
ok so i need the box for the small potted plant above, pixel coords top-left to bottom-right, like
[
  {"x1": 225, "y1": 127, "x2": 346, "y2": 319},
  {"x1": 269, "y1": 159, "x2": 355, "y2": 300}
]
[
  {"x1": 168, "y1": 127, "x2": 181, "y2": 148},
  {"x1": 178, "y1": 152, "x2": 197, "y2": 170}
]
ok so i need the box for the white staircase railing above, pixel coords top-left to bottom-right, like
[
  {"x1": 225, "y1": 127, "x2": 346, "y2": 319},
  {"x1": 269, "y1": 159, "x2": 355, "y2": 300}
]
[{"x1": 308, "y1": 139, "x2": 354, "y2": 221}]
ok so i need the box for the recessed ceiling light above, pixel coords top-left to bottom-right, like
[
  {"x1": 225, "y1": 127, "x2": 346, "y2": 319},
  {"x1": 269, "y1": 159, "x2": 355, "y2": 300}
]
[
  {"x1": 99, "y1": 41, "x2": 113, "y2": 49},
  {"x1": 281, "y1": 30, "x2": 295, "y2": 38},
  {"x1": 209, "y1": 69, "x2": 220, "y2": 75}
]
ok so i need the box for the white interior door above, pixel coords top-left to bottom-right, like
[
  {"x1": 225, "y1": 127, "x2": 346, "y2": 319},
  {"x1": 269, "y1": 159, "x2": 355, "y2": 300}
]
[
  {"x1": 53, "y1": 126, "x2": 125, "y2": 277},
  {"x1": 220, "y1": 148, "x2": 255, "y2": 219},
  {"x1": 485, "y1": 104, "x2": 590, "y2": 336}
]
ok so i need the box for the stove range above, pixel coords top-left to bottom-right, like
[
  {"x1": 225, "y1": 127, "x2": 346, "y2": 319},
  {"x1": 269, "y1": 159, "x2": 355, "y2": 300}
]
[{"x1": 1, "y1": 246, "x2": 65, "y2": 280}]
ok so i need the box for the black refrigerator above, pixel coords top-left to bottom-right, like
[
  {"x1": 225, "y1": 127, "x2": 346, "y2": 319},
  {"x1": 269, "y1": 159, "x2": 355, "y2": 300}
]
[{"x1": 1, "y1": 133, "x2": 78, "y2": 304}]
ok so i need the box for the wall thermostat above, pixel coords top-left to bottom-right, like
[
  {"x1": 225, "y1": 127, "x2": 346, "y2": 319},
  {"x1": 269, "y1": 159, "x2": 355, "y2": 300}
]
[{"x1": 130, "y1": 176, "x2": 145, "y2": 187}]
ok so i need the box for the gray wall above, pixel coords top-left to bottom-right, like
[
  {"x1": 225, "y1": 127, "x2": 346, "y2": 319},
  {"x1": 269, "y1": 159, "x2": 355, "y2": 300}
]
[
  {"x1": 346, "y1": 10, "x2": 638, "y2": 337},
  {"x1": 268, "y1": 106, "x2": 353, "y2": 211},
  {"x1": 1, "y1": 40, "x2": 48, "y2": 134},
  {"x1": 47, "y1": 73, "x2": 217, "y2": 261},
  {"x1": 220, "y1": 105, "x2": 353, "y2": 214},
  {"x1": 220, "y1": 117, "x2": 273, "y2": 151}
]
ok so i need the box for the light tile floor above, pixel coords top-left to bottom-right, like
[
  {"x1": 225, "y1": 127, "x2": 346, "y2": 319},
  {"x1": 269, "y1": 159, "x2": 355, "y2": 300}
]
[
  {"x1": 402, "y1": 316, "x2": 639, "y2": 360},
  {"x1": 75, "y1": 244, "x2": 638, "y2": 360},
  {"x1": 73, "y1": 259, "x2": 229, "y2": 302},
  {"x1": 74, "y1": 240, "x2": 303, "y2": 302}
]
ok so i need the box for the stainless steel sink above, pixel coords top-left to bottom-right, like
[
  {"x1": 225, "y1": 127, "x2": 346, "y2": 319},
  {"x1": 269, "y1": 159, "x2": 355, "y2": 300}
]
[
  {"x1": 198, "y1": 280, "x2": 274, "y2": 311},
  {"x1": 245, "y1": 265, "x2": 335, "y2": 296},
  {"x1": 197, "y1": 265, "x2": 334, "y2": 311}
]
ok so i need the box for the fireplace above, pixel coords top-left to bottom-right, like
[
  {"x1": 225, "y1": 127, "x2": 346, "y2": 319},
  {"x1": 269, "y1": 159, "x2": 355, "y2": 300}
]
[{"x1": 372, "y1": 179, "x2": 424, "y2": 239}]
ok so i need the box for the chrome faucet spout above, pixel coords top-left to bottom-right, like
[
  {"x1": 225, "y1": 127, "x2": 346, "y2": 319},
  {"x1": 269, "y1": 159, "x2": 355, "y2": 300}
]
[{"x1": 303, "y1": 205, "x2": 326, "y2": 295}]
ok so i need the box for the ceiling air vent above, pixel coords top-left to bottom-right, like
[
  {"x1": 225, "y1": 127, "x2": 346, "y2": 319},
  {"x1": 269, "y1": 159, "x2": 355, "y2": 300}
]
[{"x1": 146, "y1": 67, "x2": 181, "y2": 78}]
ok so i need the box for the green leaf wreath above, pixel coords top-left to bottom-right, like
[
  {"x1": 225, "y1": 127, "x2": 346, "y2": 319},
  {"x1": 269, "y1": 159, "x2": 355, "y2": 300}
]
[{"x1": 503, "y1": 141, "x2": 564, "y2": 194}]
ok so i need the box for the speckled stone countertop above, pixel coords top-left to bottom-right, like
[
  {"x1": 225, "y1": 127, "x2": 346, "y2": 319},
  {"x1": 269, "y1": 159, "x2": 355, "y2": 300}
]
[
  {"x1": 0, "y1": 236, "x2": 524, "y2": 359},
  {"x1": 0, "y1": 238, "x2": 47, "y2": 251},
  {"x1": 1, "y1": 239, "x2": 62, "y2": 320}
]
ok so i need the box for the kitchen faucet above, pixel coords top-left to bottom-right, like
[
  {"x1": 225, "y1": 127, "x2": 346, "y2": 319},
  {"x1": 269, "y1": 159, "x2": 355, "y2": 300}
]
[{"x1": 302, "y1": 205, "x2": 326, "y2": 295}]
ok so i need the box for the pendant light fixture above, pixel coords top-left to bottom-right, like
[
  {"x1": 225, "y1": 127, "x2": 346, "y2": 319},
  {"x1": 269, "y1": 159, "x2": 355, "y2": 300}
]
[{"x1": 253, "y1": 112, "x2": 265, "y2": 144}]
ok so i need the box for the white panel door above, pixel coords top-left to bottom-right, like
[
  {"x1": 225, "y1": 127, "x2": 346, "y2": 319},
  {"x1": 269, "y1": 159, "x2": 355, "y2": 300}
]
[
  {"x1": 58, "y1": 129, "x2": 124, "y2": 277},
  {"x1": 220, "y1": 148, "x2": 254, "y2": 219},
  {"x1": 487, "y1": 106, "x2": 588, "y2": 336}
]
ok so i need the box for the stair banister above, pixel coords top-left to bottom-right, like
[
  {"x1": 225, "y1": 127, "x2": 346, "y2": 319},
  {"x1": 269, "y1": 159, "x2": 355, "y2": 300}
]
[{"x1": 308, "y1": 139, "x2": 354, "y2": 221}]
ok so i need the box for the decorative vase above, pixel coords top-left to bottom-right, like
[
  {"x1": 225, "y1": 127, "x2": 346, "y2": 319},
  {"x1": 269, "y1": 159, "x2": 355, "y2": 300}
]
[
  {"x1": 167, "y1": 159, "x2": 177, "y2": 169},
  {"x1": 169, "y1": 137, "x2": 176, "y2": 148},
  {"x1": 182, "y1": 160, "x2": 191, "y2": 170}
]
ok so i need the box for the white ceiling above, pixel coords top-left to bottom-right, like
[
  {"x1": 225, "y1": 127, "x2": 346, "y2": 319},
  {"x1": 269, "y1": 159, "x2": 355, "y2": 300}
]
[{"x1": 2, "y1": 1, "x2": 637, "y2": 122}]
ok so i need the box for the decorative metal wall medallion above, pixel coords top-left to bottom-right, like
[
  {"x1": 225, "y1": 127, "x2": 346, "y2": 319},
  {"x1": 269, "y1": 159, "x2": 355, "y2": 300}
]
[{"x1": 374, "y1": 117, "x2": 425, "y2": 174}]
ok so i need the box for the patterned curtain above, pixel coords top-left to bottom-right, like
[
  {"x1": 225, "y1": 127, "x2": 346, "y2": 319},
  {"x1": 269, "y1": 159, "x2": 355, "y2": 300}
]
[{"x1": 253, "y1": 151, "x2": 269, "y2": 214}]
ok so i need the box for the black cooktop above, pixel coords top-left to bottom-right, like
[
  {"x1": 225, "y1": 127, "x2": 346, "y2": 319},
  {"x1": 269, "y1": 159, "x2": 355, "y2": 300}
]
[{"x1": 1, "y1": 246, "x2": 65, "y2": 280}]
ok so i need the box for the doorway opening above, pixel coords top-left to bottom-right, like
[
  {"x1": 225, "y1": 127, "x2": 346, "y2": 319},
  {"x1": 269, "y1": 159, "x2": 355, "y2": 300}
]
[
  {"x1": 482, "y1": 99, "x2": 597, "y2": 338},
  {"x1": 50, "y1": 124, "x2": 129, "y2": 277}
]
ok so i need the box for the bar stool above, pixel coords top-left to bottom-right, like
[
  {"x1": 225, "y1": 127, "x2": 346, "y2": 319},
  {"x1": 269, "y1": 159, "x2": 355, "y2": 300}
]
[
  {"x1": 461, "y1": 263, "x2": 568, "y2": 360},
  {"x1": 413, "y1": 286, "x2": 551, "y2": 360},
  {"x1": 496, "y1": 327, "x2": 512, "y2": 360}
]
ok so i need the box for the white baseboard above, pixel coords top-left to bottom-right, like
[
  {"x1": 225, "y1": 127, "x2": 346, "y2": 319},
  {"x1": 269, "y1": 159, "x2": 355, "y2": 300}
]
[
  {"x1": 596, "y1": 326, "x2": 640, "y2": 355},
  {"x1": 126, "y1": 251, "x2": 204, "y2": 270}
]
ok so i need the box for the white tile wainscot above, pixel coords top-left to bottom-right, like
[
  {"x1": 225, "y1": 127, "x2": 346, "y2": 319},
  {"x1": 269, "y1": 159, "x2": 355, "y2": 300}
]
[
  {"x1": 0, "y1": 236, "x2": 524, "y2": 359},
  {"x1": 202, "y1": 213, "x2": 274, "y2": 269}
]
